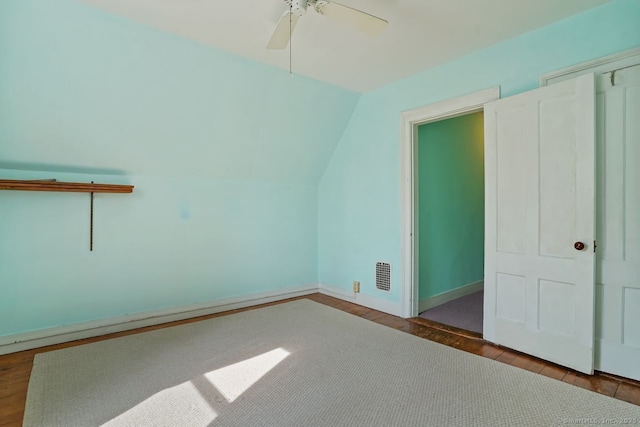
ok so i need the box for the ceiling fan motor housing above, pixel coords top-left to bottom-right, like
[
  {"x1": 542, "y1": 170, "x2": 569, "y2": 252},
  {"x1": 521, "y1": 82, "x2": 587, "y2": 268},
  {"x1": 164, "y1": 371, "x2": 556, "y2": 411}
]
[
  {"x1": 284, "y1": 0, "x2": 309, "y2": 16},
  {"x1": 268, "y1": 0, "x2": 387, "y2": 50}
]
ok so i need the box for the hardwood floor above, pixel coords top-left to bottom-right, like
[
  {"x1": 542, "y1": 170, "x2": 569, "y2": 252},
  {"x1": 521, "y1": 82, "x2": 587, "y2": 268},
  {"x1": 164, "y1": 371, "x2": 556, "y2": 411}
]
[{"x1": 1, "y1": 293, "x2": 639, "y2": 426}]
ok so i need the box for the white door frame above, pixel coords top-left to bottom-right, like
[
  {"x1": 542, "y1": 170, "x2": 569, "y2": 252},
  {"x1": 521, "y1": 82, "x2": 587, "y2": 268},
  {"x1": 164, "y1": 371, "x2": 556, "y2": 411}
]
[
  {"x1": 540, "y1": 47, "x2": 640, "y2": 87},
  {"x1": 400, "y1": 87, "x2": 500, "y2": 318}
]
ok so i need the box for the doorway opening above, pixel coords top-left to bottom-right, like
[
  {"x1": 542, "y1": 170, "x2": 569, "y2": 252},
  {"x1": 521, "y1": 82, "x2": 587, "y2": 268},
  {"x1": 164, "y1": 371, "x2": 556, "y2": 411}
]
[
  {"x1": 415, "y1": 112, "x2": 485, "y2": 335},
  {"x1": 400, "y1": 87, "x2": 500, "y2": 326}
]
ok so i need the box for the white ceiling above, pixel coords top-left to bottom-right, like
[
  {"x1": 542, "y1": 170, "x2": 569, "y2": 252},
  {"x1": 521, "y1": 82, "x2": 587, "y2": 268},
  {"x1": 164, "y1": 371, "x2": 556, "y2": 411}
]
[{"x1": 78, "y1": 0, "x2": 610, "y2": 92}]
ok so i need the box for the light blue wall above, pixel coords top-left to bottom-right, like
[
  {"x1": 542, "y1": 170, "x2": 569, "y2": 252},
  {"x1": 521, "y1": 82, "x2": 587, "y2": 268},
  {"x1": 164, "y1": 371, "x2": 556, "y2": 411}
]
[
  {"x1": 318, "y1": 0, "x2": 640, "y2": 302},
  {"x1": 0, "y1": 0, "x2": 358, "y2": 182},
  {"x1": 0, "y1": 0, "x2": 359, "y2": 336}
]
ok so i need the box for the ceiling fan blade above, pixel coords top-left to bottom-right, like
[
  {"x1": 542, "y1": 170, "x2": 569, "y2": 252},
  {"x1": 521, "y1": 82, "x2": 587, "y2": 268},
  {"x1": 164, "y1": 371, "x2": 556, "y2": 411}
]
[
  {"x1": 267, "y1": 11, "x2": 300, "y2": 49},
  {"x1": 315, "y1": 1, "x2": 387, "y2": 37}
]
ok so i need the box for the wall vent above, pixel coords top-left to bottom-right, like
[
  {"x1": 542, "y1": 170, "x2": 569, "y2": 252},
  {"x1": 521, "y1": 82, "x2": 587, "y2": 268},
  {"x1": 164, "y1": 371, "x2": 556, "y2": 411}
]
[{"x1": 375, "y1": 262, "x2": 391, "y2": 292}]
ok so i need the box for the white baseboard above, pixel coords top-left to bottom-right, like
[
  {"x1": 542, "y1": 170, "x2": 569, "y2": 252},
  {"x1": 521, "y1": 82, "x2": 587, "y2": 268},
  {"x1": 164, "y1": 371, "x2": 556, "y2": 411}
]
[
  {"x1": 1, "y1": 283, "x2": 405, "y2": 356},
  {"x1": 0, "y1": 285, "x2": 318, "y2": 355},
  {"x1": 418, "y1": 280, "x2": 484, "y2": 313},
  {"x1": 318, "y1": 284, "x2": 402, "y2": 317}
]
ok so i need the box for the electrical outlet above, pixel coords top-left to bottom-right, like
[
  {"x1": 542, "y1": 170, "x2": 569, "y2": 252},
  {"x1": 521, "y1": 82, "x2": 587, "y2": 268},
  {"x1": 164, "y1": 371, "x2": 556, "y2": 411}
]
[{"x1": 353, "y1": 281, "x2": 360, "y2": 293}]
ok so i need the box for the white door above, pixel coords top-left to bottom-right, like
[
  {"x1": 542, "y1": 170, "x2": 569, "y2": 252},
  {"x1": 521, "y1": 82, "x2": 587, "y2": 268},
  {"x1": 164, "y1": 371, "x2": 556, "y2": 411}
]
[
  {"x1": 484, "y1": 73, "x2": 596, "y2": 374},
  {"x1": 595, "y1": 64, "x2": 640, "y2": 380}
]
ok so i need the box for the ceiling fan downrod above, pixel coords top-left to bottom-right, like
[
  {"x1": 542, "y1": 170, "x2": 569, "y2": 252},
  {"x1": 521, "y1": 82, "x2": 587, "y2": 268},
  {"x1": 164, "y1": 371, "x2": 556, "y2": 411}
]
[
  {"x1": 289, "y1": 4, "x2": 293, "y2": 77},
  {"x1": 284, "y1": 0, "x2": 308, "y2": 17}
]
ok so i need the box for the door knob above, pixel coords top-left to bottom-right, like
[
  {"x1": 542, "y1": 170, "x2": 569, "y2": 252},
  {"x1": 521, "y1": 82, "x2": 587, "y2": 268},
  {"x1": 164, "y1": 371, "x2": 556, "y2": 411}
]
[{"x1": 574, "y1": 241, "x2": 585, "y2": 251}]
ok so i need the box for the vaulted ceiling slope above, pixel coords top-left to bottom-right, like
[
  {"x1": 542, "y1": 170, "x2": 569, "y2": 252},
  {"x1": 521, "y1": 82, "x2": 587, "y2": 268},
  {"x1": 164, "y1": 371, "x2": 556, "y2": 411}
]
[
  {"x1": 0, "y1": 0, "x2": 360, "y2": 182},
  {"x1": 79, "y1": 0, "x2": 610, "y2": 92}
]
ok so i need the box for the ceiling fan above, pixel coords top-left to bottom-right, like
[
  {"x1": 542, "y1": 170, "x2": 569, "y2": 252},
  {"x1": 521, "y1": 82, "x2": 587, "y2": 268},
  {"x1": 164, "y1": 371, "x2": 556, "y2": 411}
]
[{"x1": 267, "y1": 0, "x2": 388, "y2": 49}]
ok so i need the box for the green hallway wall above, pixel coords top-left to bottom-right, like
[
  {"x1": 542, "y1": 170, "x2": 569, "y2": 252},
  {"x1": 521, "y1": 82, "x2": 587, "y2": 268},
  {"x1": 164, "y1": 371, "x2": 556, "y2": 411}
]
[{"x1": 417, "y1": 113, "x2": 484, "y2": 300}]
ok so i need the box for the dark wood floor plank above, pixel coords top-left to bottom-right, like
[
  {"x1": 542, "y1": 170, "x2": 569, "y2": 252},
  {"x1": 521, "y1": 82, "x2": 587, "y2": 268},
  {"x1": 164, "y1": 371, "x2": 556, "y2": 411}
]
[
  {"x1": 473, "y1": 344, "x2": 504, "y2": 360},
  {"x1": 446, "y1": 339, "x2": 503, "y2": 360},
  {"x1": 1, "y1": 292, "x2": 639, "y2": 427},
  {"x1": 615, "y1": 382, "x2": 640, "y2": 406},
  {"x1": 508, "y1": 354, "x2": 547, "y2": 374},
  {"x1": 0, "y1": 353, "x2": 34, "y2": 369},
  {"x1": 494, "y1": 349, "x2": 520, "y2": 365},
  {"x1": 408, "y1": 317, "x2": 483, "y2": 340},
  {"x1": 399, "y1": 322, "x2": 431, "y2": 335},
  {"x1": 361, "y1": 311, "x2": 397, "y2": 324},
  {"x1": 0, "y1": 379, "x2": 29, "y2": 400},
  {"x1": 0, "y1": 393, "x2": 28, "y2": 425},
  {"x1": 539, "y1": 364, "x2": 569, "y2": 381},
  {"x1": 376, "y1": 316, "x2": 411, "y2": 330},
  {"x1": 0, "y1": 412, "x2": 23, "y2": 427},
  {"x1": 562, "y1": 371, "x2": 620, "y2": 397}
]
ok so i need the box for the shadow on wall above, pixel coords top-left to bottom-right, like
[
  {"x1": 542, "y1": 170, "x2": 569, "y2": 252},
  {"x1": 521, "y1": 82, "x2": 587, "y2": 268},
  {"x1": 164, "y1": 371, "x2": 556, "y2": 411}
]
[{"x1": 0, "y1": 162, "x2": 130, "y2": 177}]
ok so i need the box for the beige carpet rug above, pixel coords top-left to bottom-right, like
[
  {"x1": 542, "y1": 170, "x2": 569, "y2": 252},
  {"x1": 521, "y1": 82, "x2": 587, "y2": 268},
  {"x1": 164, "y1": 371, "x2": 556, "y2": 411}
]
[{"x1": 24, "y1": 299, "x2": 640, "y2": 426}]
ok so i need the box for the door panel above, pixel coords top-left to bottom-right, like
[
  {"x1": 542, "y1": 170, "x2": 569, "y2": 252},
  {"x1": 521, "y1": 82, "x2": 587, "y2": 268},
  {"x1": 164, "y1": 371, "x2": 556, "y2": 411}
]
[
  {"x1": 539, "y1": 96, "x2": 578, "y2": 258},
  {"x1": 623, "y1": 288, "x2": 640, "y2": 348},
  {"x1": 496, "y1": 108, "x2": 528, "y2": 254},
  {"x1": 539, "y1": 280, "x2": 575, "y2": 336},
  {"x1": 484, "y1": 73, "x2": 596, "y2": 374},
  {"x1": 627, "y1": 85, "x2": 640, "y2": 262},
  {"x1": 496, "y1": 273, "x2": 525, "y2": 322}
]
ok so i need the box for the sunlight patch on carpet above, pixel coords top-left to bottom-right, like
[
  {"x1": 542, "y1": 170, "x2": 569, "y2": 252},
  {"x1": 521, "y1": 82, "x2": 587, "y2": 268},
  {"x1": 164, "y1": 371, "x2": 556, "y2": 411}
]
[
  {"x1": 105, "y1": 381, "x2": 217, "y2": 426},
  {"x1": 204, "y1": 347, "x2": 290, "y2": 403}
]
